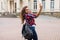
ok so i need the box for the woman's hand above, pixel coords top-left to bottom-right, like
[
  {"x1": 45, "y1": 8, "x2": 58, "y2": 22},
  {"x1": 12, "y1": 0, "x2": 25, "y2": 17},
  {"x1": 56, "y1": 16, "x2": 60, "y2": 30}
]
[
  {"x1": 36, "y1": 3, "x2": 43, "y2": 18},
  {"x1": 39, "y1": 3, "x2": 43, "y2": 9}
]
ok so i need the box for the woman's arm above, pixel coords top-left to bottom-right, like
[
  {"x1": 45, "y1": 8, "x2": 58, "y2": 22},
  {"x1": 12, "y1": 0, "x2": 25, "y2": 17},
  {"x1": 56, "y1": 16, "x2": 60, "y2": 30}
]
[{"x1": 36, "y1": 4, "x2": 43, "y2": 18}]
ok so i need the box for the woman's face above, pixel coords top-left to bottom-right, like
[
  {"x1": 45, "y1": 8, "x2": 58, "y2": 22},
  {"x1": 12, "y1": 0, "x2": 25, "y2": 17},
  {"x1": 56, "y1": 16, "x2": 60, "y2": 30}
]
[{"x1": 25, "y1": 7, "x2": 29, "y2": 13}]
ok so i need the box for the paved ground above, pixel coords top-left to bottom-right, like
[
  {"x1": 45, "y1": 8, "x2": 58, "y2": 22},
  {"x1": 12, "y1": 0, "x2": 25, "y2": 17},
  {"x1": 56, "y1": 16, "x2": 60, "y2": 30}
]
[{"x1": 0, "y1": 15, "x2": 60, "y2": 40}]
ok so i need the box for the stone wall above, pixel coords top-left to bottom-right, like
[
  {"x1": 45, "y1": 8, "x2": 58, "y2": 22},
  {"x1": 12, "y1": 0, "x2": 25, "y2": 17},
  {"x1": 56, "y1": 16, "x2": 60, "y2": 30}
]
[
  {"x1": 41, "y1": 12, "x2": 60, "y2": 18},
  {"x1": 0, "y1": 12, "x2": 60, "y2": 18}
]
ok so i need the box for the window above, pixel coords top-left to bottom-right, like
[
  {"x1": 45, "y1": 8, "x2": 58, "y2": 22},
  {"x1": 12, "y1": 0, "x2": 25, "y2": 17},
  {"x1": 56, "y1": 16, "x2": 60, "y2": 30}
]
[
  {"x1": 42, "y1": 0, "x2": 45, "y2": 10},
  {"x1": 59, "y1": 0, "x2": 60, "y2": 10},
  {"x1": 34, "y1": 0, "x2": 37, "y2": 10},
  {"x1": 0, "y1": 2, "x2": 1, "y2": 10},
  {"x1": 1, "y1": 2, "x2": 3, "y2": 10},
  {"x1": 50, "y1": 0, "x2": 54, "y2": 10}
]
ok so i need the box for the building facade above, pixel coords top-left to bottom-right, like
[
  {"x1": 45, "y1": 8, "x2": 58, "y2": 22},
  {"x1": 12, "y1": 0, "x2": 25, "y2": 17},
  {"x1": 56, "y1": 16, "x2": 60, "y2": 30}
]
[
  {"x1": 0, "y1": 0, "x2": 60, "y2": 17},
  {"x1": 0, "y1": 0, "x2": 40, "y2": 13}
]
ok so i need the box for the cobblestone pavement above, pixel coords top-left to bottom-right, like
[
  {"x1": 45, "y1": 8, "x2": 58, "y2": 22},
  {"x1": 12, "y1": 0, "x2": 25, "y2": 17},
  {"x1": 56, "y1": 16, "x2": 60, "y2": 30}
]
[{"x1": 0, "y1": 15, "x2": 60, "y2": 40}]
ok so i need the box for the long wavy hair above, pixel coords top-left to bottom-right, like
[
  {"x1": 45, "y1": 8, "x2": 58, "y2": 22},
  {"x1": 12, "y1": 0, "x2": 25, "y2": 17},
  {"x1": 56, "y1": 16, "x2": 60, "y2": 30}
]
[{"x1": 20, "y1": 6, "x2": 28, "y2": 24}]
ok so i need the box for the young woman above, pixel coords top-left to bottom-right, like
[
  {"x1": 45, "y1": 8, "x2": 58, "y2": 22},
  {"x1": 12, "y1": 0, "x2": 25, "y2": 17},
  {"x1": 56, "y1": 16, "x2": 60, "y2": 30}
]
[{"x1": 20, "y1": 4, "x2": 43, "y2": 40}]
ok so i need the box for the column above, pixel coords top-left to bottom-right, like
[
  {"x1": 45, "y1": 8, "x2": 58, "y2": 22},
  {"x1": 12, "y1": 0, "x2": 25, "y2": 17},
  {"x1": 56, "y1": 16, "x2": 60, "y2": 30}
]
[
  {"x1": 8, "y1": 0, "x2": 10, "y2": 13},
  {"x1": 5, "y1": 0, "x2": 8, "y2": 12},
  {"x1": 1, "y1": 0, "x2": 5, "y2": 12},
  {"x1": 59, "y1": 0, "x2": 60, "y2": 10},
  {"x1": 54, "y1": 0, "x2": 60, "y2": 12},
  {"x1": 0, "y1": 1, "x2": 1, "y2": 12},
  {"x1": 3, "y1": 0, "x2": 8, "y2": 12},
  {"x1": 16, "y1": 0, "x2": 20, "y2": 13},
  {"x1": 45, "y1": 0, "x2": 50, "y2": 12}
]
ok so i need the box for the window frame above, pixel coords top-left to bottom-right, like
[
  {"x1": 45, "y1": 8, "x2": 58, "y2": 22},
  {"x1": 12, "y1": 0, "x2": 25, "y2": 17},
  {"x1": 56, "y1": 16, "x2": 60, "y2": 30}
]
[
  {"x1": 50, "y1": 0, "x2": 54, "y2": 11},
  {"x1": 33, "y1": 0, "x2": 37, "y2": 11},
  {"x1": 42, "y1": 0, "x2": 45, "y2": 11}
]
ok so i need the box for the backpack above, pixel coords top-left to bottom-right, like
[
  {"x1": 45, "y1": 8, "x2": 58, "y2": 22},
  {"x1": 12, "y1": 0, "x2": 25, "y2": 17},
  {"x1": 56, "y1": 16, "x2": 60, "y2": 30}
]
[{"x1": 22, "y1": 23, "x2": 33, "y2": 39}]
